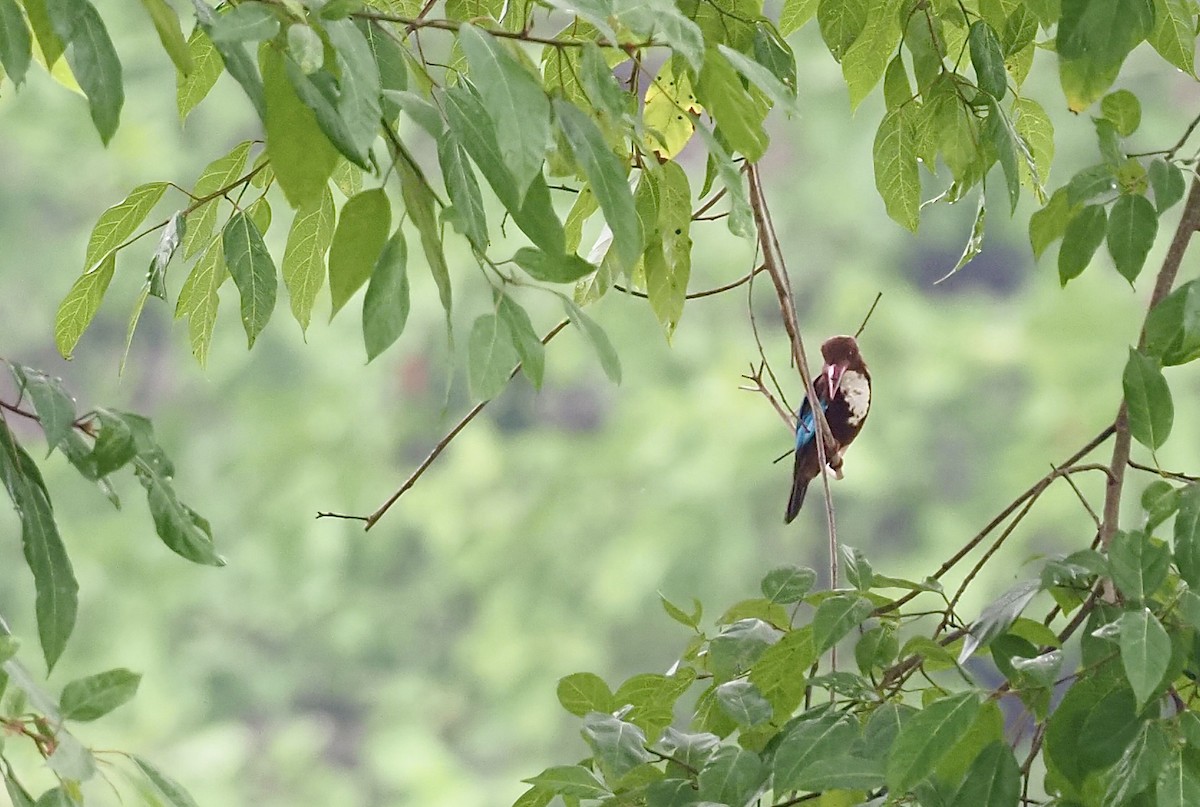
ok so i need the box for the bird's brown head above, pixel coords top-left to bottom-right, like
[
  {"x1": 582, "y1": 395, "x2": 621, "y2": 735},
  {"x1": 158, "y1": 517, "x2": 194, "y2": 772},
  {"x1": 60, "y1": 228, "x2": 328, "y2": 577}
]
[{"x1": 820, "y1": 335, "x2": 864, "y2": 369}]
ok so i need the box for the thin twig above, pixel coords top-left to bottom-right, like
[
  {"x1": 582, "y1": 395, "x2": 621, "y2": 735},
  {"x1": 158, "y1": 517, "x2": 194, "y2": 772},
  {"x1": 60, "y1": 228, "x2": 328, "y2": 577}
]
[
  {"x1": 854, "y1": 293, "x2": 883, "y2": 339},
  {"x1": 613, "y1": 265, "x2": 766, "y2": 300},
  {"x1": 1127, "y1": 109, "x2": 1200, "y2": 159},
  {"x1": 354, "y1": 10, "x2": 654, "y2": 49},
  {"x1": 1128, "y1": 459, "x2": 1200, "y2": 483},
  {"x1": 323, "y1": 320, "x2": 571, "y2": 530},
  {"x1": 1099, "y1": 174, "x2": 1200, "y2": 555},
  {"x1": 739, "y1": 362, "x2": 793, "y2": 429}
]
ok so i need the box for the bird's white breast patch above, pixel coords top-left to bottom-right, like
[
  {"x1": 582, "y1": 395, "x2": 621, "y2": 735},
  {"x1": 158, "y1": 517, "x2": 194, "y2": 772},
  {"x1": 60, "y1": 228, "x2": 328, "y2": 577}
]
[{"x1": 839, "y1": 370, "x2": 871, "y2": 424}]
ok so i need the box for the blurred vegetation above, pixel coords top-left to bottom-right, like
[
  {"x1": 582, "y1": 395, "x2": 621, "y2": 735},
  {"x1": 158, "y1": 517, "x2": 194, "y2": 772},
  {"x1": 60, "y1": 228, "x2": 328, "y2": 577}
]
[{"x1": 2, "y1": 6, "x2": 1200, "y2": 806}]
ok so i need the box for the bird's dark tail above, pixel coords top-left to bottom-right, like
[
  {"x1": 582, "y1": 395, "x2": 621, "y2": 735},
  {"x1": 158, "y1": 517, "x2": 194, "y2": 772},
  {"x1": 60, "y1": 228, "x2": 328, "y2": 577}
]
[
  {"x1": 784, "y1": 476, "x2": 809, "y2": 523},
  {"x1": 784, "y1": 449, "x2": 819, "y2": 523}
]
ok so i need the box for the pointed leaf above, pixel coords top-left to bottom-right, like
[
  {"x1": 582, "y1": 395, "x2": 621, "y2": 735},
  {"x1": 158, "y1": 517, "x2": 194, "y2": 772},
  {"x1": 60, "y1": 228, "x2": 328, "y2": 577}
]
[
  {"x1": 281, "y1": 187, "x2": 335, "y2": 334},
  {"x1": 468, "y1": 314, "x2": 519, "y2": 400},
  {"x1": 263, "y1": 46, "x2": 337, "y2": 209},
  {"x1": 395, "y1": 146, "x2": 451, "y2": 315},
  {"x1": 46, "y1": 0, "x2": 123, "y2": 142},
  {"x1": 139, "y1": 0, "x2": 191, "y2": 75},
  {"x1": 55, "y1": 252, "x2": 115, "y2": 359},
  {"x1": 1118, "y1": 607, "x2": 1170, "y2": 708},
  {"x1": 222, "y1": 211, "x2": 276, "y2": 347},
  {"x1": 0, "y1": 0, "x2": 32, "y2": 86},
  {"x1": 497, "y1": 296, "x2": 544, "y2": 389},
  {"x1": 176, "y1": 26, "x2": 221, "y2": 121},
  {"x1": 562, "y1": 298, "x2": 620, "y2": 383},
  {"x1": 887, "y1": 692, "x2": 981, "y2": 792},
  {"x1": 557, "y1": 672, "x2": 612, "y2": 717},
  {"x1": 1123, "y1": 347, "x2": 1173, "y2": 450},
  {"x1": 174, "y1": 239, "x2": 225, "y2": 367},
  {"x1": 329, "y1": 188, "x2": 390, "y2": 316},
  {"x1": 83, "y1": 182, "x2": 168, "y2": 271},
  {"x1": 1058, "y1": 204, "x2": 1107, "y2": 285},
  {"x1": 59, "y1": 668, "x2": 140, "y2": 721},
  {"x1": 362, "y1": 228, "x2": 409, "y2": 362},
  {"x1": 1106, "y1": 193, "x2": 1158, "y2": 283},
  {"x1": 873, "y1": 105, "x2": 919, "y2": 231}
]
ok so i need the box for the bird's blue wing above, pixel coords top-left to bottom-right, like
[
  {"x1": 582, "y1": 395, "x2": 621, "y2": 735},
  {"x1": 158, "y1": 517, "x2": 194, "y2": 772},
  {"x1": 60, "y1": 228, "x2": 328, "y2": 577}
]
[{"x1": 794, "y1": 392, "x2": 831, "y2": 451}]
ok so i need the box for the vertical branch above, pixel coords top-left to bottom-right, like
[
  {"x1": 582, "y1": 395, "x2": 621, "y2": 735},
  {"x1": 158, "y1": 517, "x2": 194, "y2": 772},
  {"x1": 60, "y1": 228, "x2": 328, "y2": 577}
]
[
  {"x1": 745, "y1": 165, "x2": 840, "y2": 590},
  {"x1": 1099, "y1": 175, "x2": 1200, "y2": 552}
]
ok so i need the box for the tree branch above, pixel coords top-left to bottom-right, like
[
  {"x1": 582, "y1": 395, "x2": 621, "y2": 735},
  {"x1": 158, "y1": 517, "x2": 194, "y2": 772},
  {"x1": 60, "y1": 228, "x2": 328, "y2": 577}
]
[{"x1": 1099, "y1": 174, "x2": 1200, "y2": 553}]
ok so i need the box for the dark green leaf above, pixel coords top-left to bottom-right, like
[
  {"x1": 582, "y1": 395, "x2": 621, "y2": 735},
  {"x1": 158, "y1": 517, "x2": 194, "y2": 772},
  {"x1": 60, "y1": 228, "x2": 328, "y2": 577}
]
[
  {"x1": 773, "y1": 712, "x2": 861, "y2": 791},
  {"x1": 950, "y1": 742, "x2": 1020, "y2": 807},
  {"x1": 0, "y1": 0, "x2": 32, "y2": 86},
  {"x1": 134, "y1": 463, "x2": 223, "y2": 566},
  {"x1": 323, "y1": 20, "x2": 381, "y2": 165},
  {"x1": 1176, "y1": 485, "x2": 1200, "y2": 587},
  {"x1": 760, "y1": 565, "x2": 816, "y2": 604},
  {"x1": 813, "y1": 594, "x2": 874, "y2": 652},
  {"x1": 581, "y1": 713, "x2": 652, "y2": 781},
  {"x1": 10, "y1": 367, "x2": 76, "y2": 455},
  {"x1": 394, "y1": 144, "x2": 452, "y2": 316},
  {"x1": 497, "y1": 296, "x2": 544, "y2": 389},
  {"x1": 887, "y1": 692, "x2": 981, "y2": 792},
  {"x1": 1109, "y1": 528, "x2": 1170, "y2": 601},
  {"x1": 329, "y1": 188, "x2": 391, "y2": 317},
  {"x1": 46, "y1": 0, "x2": 123, "y2": 142},
  {"x1": 1118, "y1": 607, "x2": 1170, "y2": 708},
  {"x1": 468, "y1": 314, "x2": 519, "y2": 400},
  {"x1": 718, "y1": 43, "x2": 798, "y2": 115},
  {"x1": 986, "y1": 102, "x2": 1021, "y2": 212},
  {"x1": 1107, "y1": 194, "x2": 1158, "y2": 283},
  {"x1": 855, "y1": 626, "x2": 898, "y2": 674},
  {"x1": 556, "y1": 672, "x2": 611, "y2": 717},
  {"x1": 130, "y1": 756, "x2": 201, "y2": 807},
  {"x1": 1058, "y1": 204, "x2": 1107, "y2": 285},
  {"x1": 190, "y1": 0, "x2": 266, "y2": 119},
  {"x1": 1123, "y1": 347, "x2": 1173, "y2": 450},
  {"x1": 696, "y1": 746, "x2": 766, "y2": 807},
  {"x1": 959, "y1": 580, "x2": 1040, "y2": 663},
  {"x1": 362, "y1": 228, "x2": 409, "y2": 362},
  {"x1": 513, "y1": 248, "x2": 596, "y2": 283},
  {"x1": 206, "y1": 2, "x2": 278, "y2": 42},
  {"x1": 1029, "y1": 188, "x2": 1075, "y2": 259},
  {"x1": 222, "y1": 211, "x2": 276, "y2": 347},
  {"x1": 1104, "y1": 719, "x2": 1170, "y2": 806},
  {"x1": 438, "y1": 137, "x2": 488, "y2": 251},
  {"x1": 1144, "y1": 280, "x2": 1200, "y2": 365},
  {"x1": 969, "y1": 21, "x2": 1007, "y2": 98},
  {"x1": 1141, "y1": 479, "x2": 1179, "y2": 532},
  {"x1": 714, "y1": 680, "x2": 772, "y2": 727},
  {"x1": 59, "y1": 668, "x2": 140, "y2": 721},
  {"x1": 1150, "y1": 158, "x2": 1186, "y2": 212},
  {"x1": 1057, "y1": 0, "x2": 1155, "y2": 66}
]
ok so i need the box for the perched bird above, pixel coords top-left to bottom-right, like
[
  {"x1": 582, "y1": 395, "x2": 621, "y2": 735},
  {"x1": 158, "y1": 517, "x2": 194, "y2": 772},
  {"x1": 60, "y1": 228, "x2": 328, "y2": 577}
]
[{"x1": 784, "y1": 335, "x2": 871, "y2": 523}]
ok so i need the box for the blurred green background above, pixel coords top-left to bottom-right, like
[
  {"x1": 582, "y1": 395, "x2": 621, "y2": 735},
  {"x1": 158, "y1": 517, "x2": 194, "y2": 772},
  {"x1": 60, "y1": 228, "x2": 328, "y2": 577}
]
[{"x1": 2, "y1": 9, "x2": 1199, "y2": 806}]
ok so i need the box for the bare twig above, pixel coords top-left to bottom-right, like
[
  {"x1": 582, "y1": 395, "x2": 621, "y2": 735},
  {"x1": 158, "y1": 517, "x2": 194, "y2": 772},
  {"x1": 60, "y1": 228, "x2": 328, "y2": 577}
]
[
  {"x1": 1099, "y1": 174, "x2": 1200, "y2": 554},
  {"x1": 854, "y1": 293, "x2": 883, "y2": 339},
  {"x1": 1128, "y1": 459, "x2": 1200, "y2": 483},
  {"x1": 613, "y1": 265, "x2": 766, "y2": 300},
  {"x1": 322, "y1": 320, "x2": 571, "y2": 530},
  {"x1": 739, "y1": 363, "x2": 793, "y2": 429},
  {"x1": 353, "y1": 10, "x2": 654, "y2": 49}
]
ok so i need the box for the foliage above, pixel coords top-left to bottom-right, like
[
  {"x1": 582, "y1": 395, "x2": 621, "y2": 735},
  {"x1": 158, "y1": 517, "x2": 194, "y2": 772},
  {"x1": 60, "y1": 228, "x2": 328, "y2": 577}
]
[{"x1": 2, "y1": 0, "x2": 1200, "y2": 804}]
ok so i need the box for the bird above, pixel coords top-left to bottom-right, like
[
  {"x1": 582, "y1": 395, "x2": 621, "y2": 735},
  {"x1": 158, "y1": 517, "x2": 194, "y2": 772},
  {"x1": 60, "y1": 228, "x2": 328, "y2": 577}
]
[{"x1": 784, "y1": 335, "x2": 871, "y2": 523}]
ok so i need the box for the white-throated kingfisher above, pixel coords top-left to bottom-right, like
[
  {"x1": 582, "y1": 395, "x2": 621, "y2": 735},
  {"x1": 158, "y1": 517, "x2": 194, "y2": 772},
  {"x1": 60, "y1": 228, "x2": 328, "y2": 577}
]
[{"x1": 784, "y1": 335, "x2": 871, "y2": 523}]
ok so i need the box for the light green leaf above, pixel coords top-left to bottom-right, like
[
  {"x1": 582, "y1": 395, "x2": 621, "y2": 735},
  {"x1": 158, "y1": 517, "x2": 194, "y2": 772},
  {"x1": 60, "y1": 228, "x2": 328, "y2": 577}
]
[
  {"x1": 174, "y1": 238, "x2": 225, "y2": 368},
  {"x1": 554, "y1": 99, "x2": 641, "y2": 270},
  {"x1": 263, "y1": 46, "x2": 338, "y2": 209},
  {"x1": 130, "y1": 756, "x2": 201, "y2": 807},
  {"x1": 556, "y1": 672, "x2": 612, "y2": 717},
  {"x1": 1106, "y1": 193, "x2": 1158, "y2": 283},
  {"x1": 760, "y1": 566, "x2": 816, "y2": 603},
  {"x1": 1149, "y1": 0, "x2": 1197, "y2": 76},
  {"x1": 286, "y1": 23, "x2": 324, "y2": 73},
  {"x1": 394, "y1": 144, "x2": 452, "y2": 315},
  {"x1": 59, "y1": 668, "x2": 140, "y2": 721},
  {"x1": 697, "y1": 746, "x2": 766, "y2": 806},
  {"x1": 840, "y1": 0, "x2": 901, "y2": 110},
  {"x1": 46, "y1": 0, "x2": 123, "y2": 142},
  {"x1": 714, "y1": 680, "x2": 772, "y2": 727},
  {"x1": 181, "y1": 141, "x2": 252, "y2": 259},
  {"x1": 0, "y1": 0, "x2": 33, "y2": 86},
  {"x1": 468, "y1": 313, "x2": 519, "y2": 400},
  {"x1": 1123, "y1": 347, "x2": 1173, "y2": 450},
  {"x1": 362, "y1": 228, "x2": 409, "y2": 362},
  {"x1": 813, "y1": 594, "x2": 873, "y2": 652},
  {"x1": 773, "y1": 713, "x2": 861, "y2": 791},
  {"x1": 55, "y1": 252, "x2": 115, "y2": 358},
  {"x1": 1118, "y1": 607, "x2": 1170, "y2": 708},
  {"x1": 328, "y1": 188, "x2": 391, "y2": 317},
  {"x1": 816, "y1": 0, "x2": 867, "y2": 60},
  {"x1": 646, "y1": 161, "x2": 691, "y2": 336},
  {"x1": 887, "y1": 693, "x2": 981, "y2": 792},
  {"x1": 134, "y1": 461, "x2": 223, "y2": 566},
  {"x1": 513, "y1": 248, "x2": 596, "y2": 283},
  {"x1": 1058, "y1": 204, "x2": 1107, "y2": 285},
  {"x1": 1101, "y1": 89, "x2": 1141, "y2": 136},
  {"x1": 581, "y1": 713, "x2": 652, "y2": 781},
  {"x1": 1158, "y1": 744, "x2": 1200, "y2": 807},
  {"x1": 191, "y1": 0, "x2": 265, "y2": 119},
  {"x1": 779, "y1": 0, "x2": 816, "y2": 35},
  {"x1": 139, "y1": 0, "x2": 191, "y2": 75},
  {"x1": 222, "y1": 210, "x2": 277, "y2": 347},
  {"x1": 176, "y1": 26, "x2": 221, "y2": 121},
  {"x1": 497, "y1": 296, "x2": 544, "y2": 388},
  {"x1": 873, "y1": 105, "x2": 919, "y2": 231},
  {"x1": 522, "y1": 766, "x2": 609, "y2": 798},
  {"x1": 697, "y1": 47, "x2": 768, "y2": 162},
  {"x1": 281, "y1": 187, "x2": 334, "y2": 334},
  {"x1": 1013, "y1": 96, "x2": 1054, "y2": 197},
  {"x1": 1103, "y1": 719, "x2": 1170, "y2": 806},
  {"x1": 458, "y1": 24, "x2": 550, "y2": 202},
  {"x1": 614, "y1": 0, "x2": 704, "y2": 70},
  {"x1": 562, "y1": 297, "x2": 621, "y2": 383},
  {"x1": 206, "y1": 2, "x2": 278, "y2": 43},
  {"x1": 719, "y1": 43, "x2": 799, "y2": 115},
  {"x1": 1109, "y1": 529, "x2": 1170, "y2": 601},
  {"x1": 936, "y1": 194, "x2": 985, "y2": 284},
  {"x1": 84, "y1": 182, "x2": 168, "y2": 271},
  {"x1": 1029, "y1": 188, "x2": 1074, "y2": 260}
]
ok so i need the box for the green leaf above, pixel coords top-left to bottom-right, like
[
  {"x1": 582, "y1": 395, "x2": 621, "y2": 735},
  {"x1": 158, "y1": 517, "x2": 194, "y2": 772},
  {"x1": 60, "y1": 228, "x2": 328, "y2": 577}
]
[
  {"x1": 134, "y1": 462, "x2": 223, "y2": 566},
  {"x1": 1158, "y1": 744, "x2": 1200, "y2": 807},
  {"x1": 1142, "y1": 479, "x2": 1180, "y2": 532},
  {"x1": 1104, "y1": 719, "x2": 1170, "y2": 806},
  {"x1": 1057, "y1": 0, "x2": 1155, "y2": 66},
  {"x1": 812, "y1": 594, "x2": 873, "y2": 652},
  {"x1": 778, "y1": 0, "x2": 817, "y2": 35},
  {"x1": 458, "y1": 24, "x2": 549, "y2": 201},
  {"x1": 130, "y1": 756, "x2": 201, "y2": 807},
  {"x1": 1118, "y1": 607, "x2": 1170, "y2": 708},
  {"x1": 191, "y1": 0, "x2": 265, "y2": 120},
  {"x1": 176, "y1": 26, "x2": 221, "y2": 121},
  {"x1": 46, "y1": 0, "x2": 123, "y2": 142},
  {"x1": 281, "y1": 187, "x2": 335, "y2": 335},
  {"x1": 322, "y1": 20, "x2": 381, "y2": 165},
  {"x1": 222, "y1": 211, "x2": 276, "y2": 347},
  {"x1": 760, "y1": 565, "x2": 816, "y2": 604},
  {"x1": 522, "y1": 766, "x2": 609, "y2": 798},
  {"x1": 1109, "y1": 529, "x2": 1170, "y2": 601},
  {"x1": 83, "y1": 182, "x2": 168, "y2": 271},
  {"x1": 949, "y1": 741, "x2": 1019, "y2": 807},
  {"x1": 719, "y1": 42, "x2": 799, "y2": 116},
  {"x1": 1149, "y1": 158, "x2": 1186, "y2": 212},
  {"x1": 207, "y1": 2, "x2": 278, "y2": 43},
  {"x1": 438, "y1": 137, "x2": 488, "y2": 251},
  {"x1": 887, "y1": 692, "x2": 981, "y2": 792},
  {"x1": 696, "y1": 746, "x2": 766, "y2": 807},
  {"x1": 262, "y1": 47, "x2": 337, "y2": 209},
  {"x1": 513, "y1": 248, "x2": 596, "y2": 283},
  {"x1": 816, "y1": 0, "x2": 867, "y2": 60},
  {"x1": 59, "y1": 668, "x2": 140, "y2": 721},
  {"x1": 497, "y1": 296, "x2": 544, "y2": 389},
  {"x1": 1145, "y1": 280, "x2": 1200, "y2": 365},
  {"x1": 840, "y1": 0, "x2": 901, "y2": 110},
  {"x1": 873, "y1": 105, "x2": 920, "y2": 232},
  {"x1": 442, "y1": 84, "x2": 565, "y2": 254},
  {"x1": 328, "y1": 188, "x2": 391, "y2": 317},
  {"x1": 394, "y1": 144, "x2": 452, "y2": 316},
  {"x1": 54, "y1": 251, "x2": 115, "y2": 359},
  {"x1": 0, "y1": 0, "x2": 32, "y2": 86},
  {"x1": 986, "y1": 101, "x2": 1021, "y2": 212},
  {"x1": 1106, "y1": 194, "x2": 1158, "y2": 283},
  {"x1": 1013, "y1": 96, "x2": 1054, "y2": 197},
  {"x1": 362, "y1": 228, "x2": 409, "y2": 362},
  {"x1": 174, "y1": 239, "x2": 225, "y2": 367},
  {"x1": 556, "y1": 672, "x2": 612, "y2": 717},
  {"x1": 139, "y1": 0, "x2": 191, "y2": 75},
  {"x1": 581, "y1": 713, "x2": 652, "y2": 781},
  {"x1": 1058, "y1": 204, "x2": 1107, "y2": 285},
  {"x1": 856, "y1": 626, "x2": 898, "y2": 673},
  {"x1": 1029, "y1": 188, "x2": 1074, "y2": 259},
  {"x1": 969, "y1": 21, "x2": 1007, "y2": 98},
  {"x1": 181, "y1": 141, "x2": 252, "y2": 258},
  {"x1": 286, "y1": 23, "x2": 323, "y2": 73},
  {"x1": 468, "y1": 314, "x2": 519, "y2": 400},
  {"x1": 1175, "y1": 485, "x2": 1200, "y2": 588},
  {"x1": 773, "y1": 713, "x2": 861, "y2": 791},
  {"x1": 89, "y1": 409, "x2": 136, "y2": 477},
  {"x1": 1123, "y1": 348, "x2": 1173, "y2": 450},
  {"x1": 959, "y1": 580, "x2": 1041, "y2": 663},
  {"x1": 1101, "y1": 89, "x2": 1141, "y2": 136},
  {"x1": 697, "y1": 47, "x2": 768, "y2": 162},
  {"x1": 936, "y1": 194, "x2": 986, "y2": 283},
  {"x1": 714, "y1": 680, "x2": 772, "y2": 727},
  {"x1": 561, "y1": 297, "x2": 621, "y2": 383},
  {"x1": 1149, "y1": 0, "x2": 1197, "y2": 76},
  {"x1": 615, "y1": 0, "x2": 704, "y2": 70},
  {"x1": 10, "y1": 368, "x2": 76, "y2": 455},
  {"x1": 555, "y1": 99, "x2": 641, "y2": 269}
]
